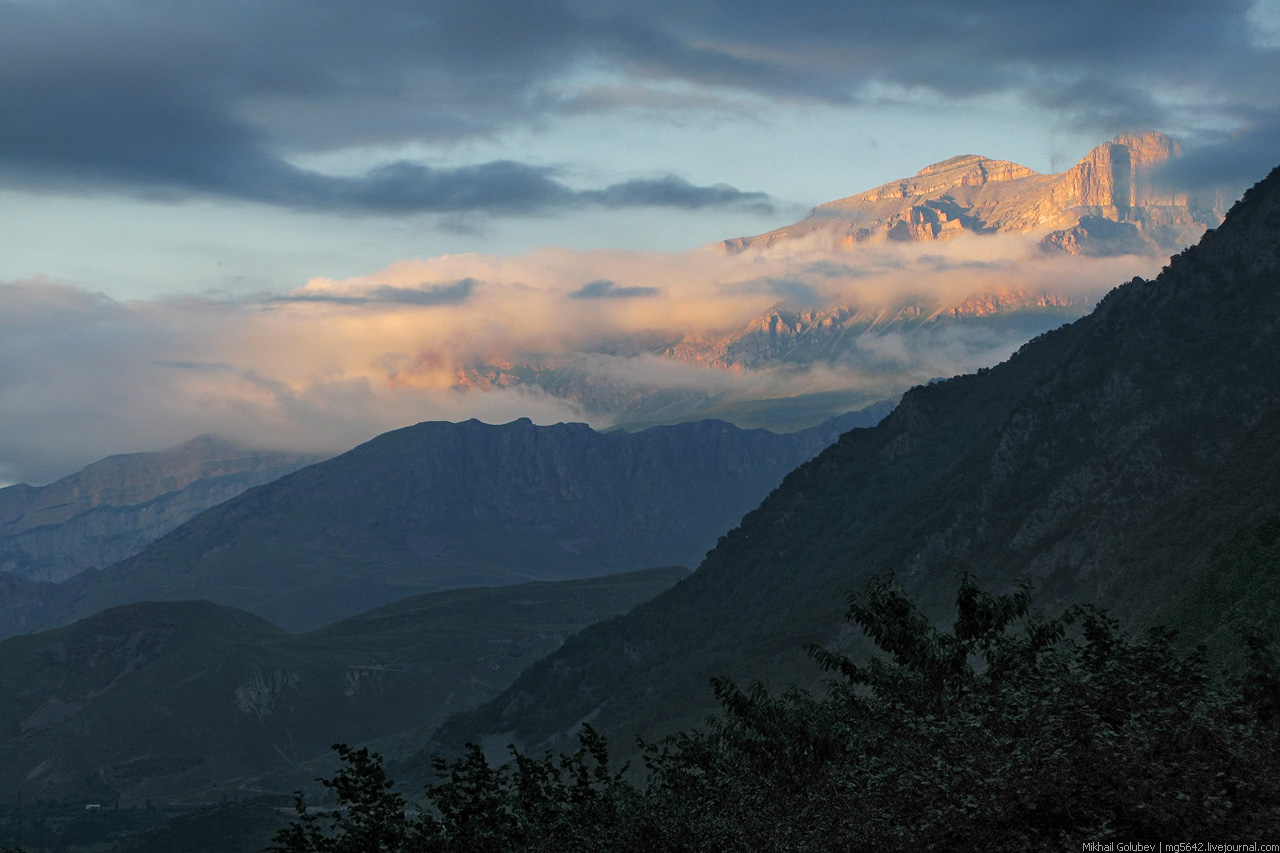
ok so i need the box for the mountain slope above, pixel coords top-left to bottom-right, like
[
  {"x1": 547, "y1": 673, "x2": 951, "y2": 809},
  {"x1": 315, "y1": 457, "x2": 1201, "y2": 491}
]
[
  {"x1": 425, "y1": 164, "x2": 1280, "y2": 758},
  {"x1": 0, "y1": 409, "x2": 886, "y2": 636},
  {"x1": 0, "y1": 436, "x2": 320, "y2": 582},
  {"x1": 0, "y1": 567, "x2": 686, "y2": 806}
]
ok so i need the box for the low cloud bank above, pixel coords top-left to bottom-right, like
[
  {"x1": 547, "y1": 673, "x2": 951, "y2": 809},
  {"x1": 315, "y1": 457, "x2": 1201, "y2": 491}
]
[{"x1": 0, "y1": 234, "x2": 1166, "y2": 485}]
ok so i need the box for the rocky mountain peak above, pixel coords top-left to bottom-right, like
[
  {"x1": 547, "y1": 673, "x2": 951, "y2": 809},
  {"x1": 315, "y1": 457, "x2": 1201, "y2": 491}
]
[
  {"x1": 910, "y1": 153, "x2": 1037, "y2": 186},
  {"x1": 724, "y1": 130, "x2": 1217, "y2": 257},
  {"x1": 1112, "y1": 129, "x2": 1183, "y2": 164},
  {"x1": 916, "y1": 154, "x2": 982, "y2": 175}
]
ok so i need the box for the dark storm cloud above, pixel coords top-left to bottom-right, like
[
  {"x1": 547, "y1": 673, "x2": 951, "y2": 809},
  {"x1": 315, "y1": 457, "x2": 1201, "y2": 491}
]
[
  {"x1": 567, "y1": 280, "x2": 661, "y2": 300},
  {"x1": 0, "y1": 0, "x2": 1275, "y2": 209},
  {"x1": 0, "y1": 0, "x2": 773, "y2": 214},
  {"x1": 1154, "y1": 115, "x2": 1280, "y2": 195},
  {"x1": 582, "y1": 176, "x2": 774, "y2": 213},
  {"x1": 626, "y1": 0, "x2": 1280, "y2": 189}
]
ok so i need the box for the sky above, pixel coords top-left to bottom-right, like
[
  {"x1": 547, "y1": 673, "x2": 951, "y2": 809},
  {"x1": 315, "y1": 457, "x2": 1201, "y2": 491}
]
[{"x1": 2, "y1": 0, "x2": 1279, "y2": 485}]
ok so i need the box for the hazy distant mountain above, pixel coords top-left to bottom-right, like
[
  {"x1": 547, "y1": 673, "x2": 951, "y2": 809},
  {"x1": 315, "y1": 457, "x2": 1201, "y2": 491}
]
[
  {"x1": 0, "y1": 436, "x2": 321, "y2": 583},
  {"x1": 425, "y1": 163, "x2": 1280, "y2": 761},
  {"x1": 724, "y1": 131, "x2": 1220, "y2": 257},
  {"x1": 0, "y1": 408, "x2": 888, "y2": 636},
  {"x1": 0, "y1": 567, "x2": 685, "y2": 808}
]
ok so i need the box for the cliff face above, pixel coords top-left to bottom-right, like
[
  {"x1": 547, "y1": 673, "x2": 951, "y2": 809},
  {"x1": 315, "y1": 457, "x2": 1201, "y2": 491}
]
[
  {"x1": 0, "y1": 436, "x2": 321, "y2": 582},
  {"x1": 1059, "y1": 131, "x2": 1185, "y2": 210},
  {"x1": 726, "y1": 131, "x2": 1218, "y2": 256}
]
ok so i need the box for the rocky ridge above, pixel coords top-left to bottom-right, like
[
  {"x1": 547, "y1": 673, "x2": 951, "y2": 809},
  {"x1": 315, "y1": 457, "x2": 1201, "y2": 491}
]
[{"x1": 0, "y1": 568, "x2": 686, "y2": 806}]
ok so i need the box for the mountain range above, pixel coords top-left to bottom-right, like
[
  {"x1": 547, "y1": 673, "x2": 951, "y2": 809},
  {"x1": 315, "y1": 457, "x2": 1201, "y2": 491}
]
[
  {"x1": 2, "y1": 144, "x2": 1274, "y2": 853},
  {"x1": 422, "y1": 163, "x2": 1280, "y2": 765},
  {"x1": 0, "y1": 406, "x2": 888, "y2": 637}
]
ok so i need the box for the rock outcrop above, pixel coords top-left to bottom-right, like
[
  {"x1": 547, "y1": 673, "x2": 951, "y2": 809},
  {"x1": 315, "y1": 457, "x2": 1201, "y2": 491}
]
[
  {"x1": 665, "y1": 289, "x2": 1091, "y2": 370},
  {"x1": 725, "y1": 131, "x2": 1220, "y2": 257}
]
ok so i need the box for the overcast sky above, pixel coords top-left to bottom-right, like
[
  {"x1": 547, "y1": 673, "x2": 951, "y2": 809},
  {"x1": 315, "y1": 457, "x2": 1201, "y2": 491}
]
[{"x1": 1, "y1": 0, "x2": 1278, "y2": 483}]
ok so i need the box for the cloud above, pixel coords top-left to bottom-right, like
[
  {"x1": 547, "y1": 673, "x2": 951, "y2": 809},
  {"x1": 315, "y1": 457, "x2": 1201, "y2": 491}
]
[
  {"x1": 581, "y1": 176, "x2": 774, "y2": 214},
  {"x1": 728, "y1": 277, "x2": 825, "y2": 306},
  {"x1": 273, "y1": 279, "x2": 480, "y2": 307},
  {"x1": 0, "y1": 227, "x2": 1174, "y2": 484},
  {"x1": 0, "y1": 0, "x2": 774, "y2": 215},
  {"x1": 0, "y1": 277, "x2": 587, "y2": 485},
  {"x1": 568, "y1": 279, "x2": 661, "y2": 300},
  {"x1": 0, "y1": 112, "x2": 773, "y2": 214},
  {"x1": 1153, "y1": 115, "x2": 1280, "y2": 196},
  {"x1": 0, "y1": 0, "x2": 1274, "y2": 213}
]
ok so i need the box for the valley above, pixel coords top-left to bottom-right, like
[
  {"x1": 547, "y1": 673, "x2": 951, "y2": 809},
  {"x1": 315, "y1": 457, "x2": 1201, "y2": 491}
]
[{"x1": 1, "y1": 139, "x2": 1276, "y2": 853}]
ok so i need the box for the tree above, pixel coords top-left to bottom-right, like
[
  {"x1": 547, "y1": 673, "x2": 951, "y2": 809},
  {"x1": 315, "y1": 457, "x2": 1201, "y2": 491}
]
[
  {"x1": 271, "y1": 728, "x2": 640, "y2": 853},
  {"x1": 269, "y1": 744, "x2": 416, "y2": 853},
  {"x1": 272, "y1": 575, "x2": 1280, "y2": 852}
]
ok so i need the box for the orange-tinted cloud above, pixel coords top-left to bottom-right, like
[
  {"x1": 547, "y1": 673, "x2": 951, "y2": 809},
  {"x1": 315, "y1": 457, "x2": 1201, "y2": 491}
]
[{"x1": 0, "y1": 232, "x2": 1166, "y2": 484}]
